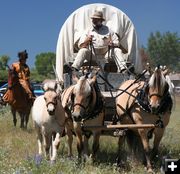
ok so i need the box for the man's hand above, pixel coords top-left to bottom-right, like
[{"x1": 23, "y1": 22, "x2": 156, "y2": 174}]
[
  {"x1": 108, "y1": 40, "x2": 114, "y2": 47},
  {"x1": 85, "y1": 35, "x2": 93, "y2": 43},
  {"x1": 79, "y1": 35, "x2": 93, "y2": 48}
]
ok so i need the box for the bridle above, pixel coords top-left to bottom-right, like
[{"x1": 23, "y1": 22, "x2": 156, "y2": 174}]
[
  {"x1": 72, "y1": 88, "x2": 93, "y2": 113},
  {"x1": 44, "y1": 90, "x2": 58, "y2": 107},
  {"x1": 148, "y1": 93, "x2": 163, "y2": 99},
  {"x1": 46, "y1": 100, "x2": 57, "y2": 108}
]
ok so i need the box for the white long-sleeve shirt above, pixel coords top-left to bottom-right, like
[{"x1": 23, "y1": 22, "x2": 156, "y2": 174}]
[{"x1": 78, "y1": 25, "x2": 119, "y2": 54}]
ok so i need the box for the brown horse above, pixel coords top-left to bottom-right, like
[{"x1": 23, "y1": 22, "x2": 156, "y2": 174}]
[
  {"x1": 115, "y1": 67, "x2": 173, "y2": 173},
  {"x1": 61, "y1": 74, "x2": 105, "y2": 161},
  {"x1": 3, "y1": 68, "x2": 33, "y2": 128}
]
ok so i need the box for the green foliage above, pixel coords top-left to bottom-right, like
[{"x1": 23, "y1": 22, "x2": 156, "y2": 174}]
[
  {"x1": 147, "y1": 31, "x2": 180, "y2": 71},
  {"x1": 31, "y1": 52, "x2": 56, "y2": 82},
  {"x1": 30, "y1": 68, "x2": 48, "y2": 82},
  {"x1": 0, "y1": 55, "x2": 9, "y2": 70},
  {"x1": 0, "y1": 70, "x2": 8, "y2": 81},
  {"x1": 34, "y1": 52, "x2": 56, "y2": 77},
  {"x1": 0, "y1": 55, "x2": 10, "y2": 81}
]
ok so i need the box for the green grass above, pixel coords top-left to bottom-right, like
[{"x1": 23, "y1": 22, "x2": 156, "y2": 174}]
[{"x1": 0, "y1": 97, "x2": 180, "y2": 174}]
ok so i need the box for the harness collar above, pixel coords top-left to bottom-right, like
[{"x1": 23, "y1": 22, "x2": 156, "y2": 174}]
[{"x1": 136, "y1": 85, "x2": 173, "y2": 115}]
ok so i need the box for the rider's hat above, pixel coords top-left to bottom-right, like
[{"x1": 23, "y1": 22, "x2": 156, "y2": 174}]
[
  {"x1": 18, "y1": 50, "x2": 28, "y2": 60},
  {"x1": 91, "y1": 10, "x2": 105, "y2": 21}
]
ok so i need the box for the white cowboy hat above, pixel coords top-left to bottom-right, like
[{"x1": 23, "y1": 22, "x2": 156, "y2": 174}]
[{"x1": 91, "y1": 10, "x2": 105, "y2": 21}]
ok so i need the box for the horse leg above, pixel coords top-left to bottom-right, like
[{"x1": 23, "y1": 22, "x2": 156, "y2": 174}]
[
  {"x1": 24, "y1": 110, "x2": 30, "y2": 129},
  {"x1": 116, "y1": 134, "x2": 126, "y2": 167},
  {"x1": 83, "y1": 135, "x2": 89, "y2": 160},
  {"x1": 11, "y1": 107, "x2": 17, "y2": 127},
  {"x1": 36, "y1": 126, "x2": 43, "y2": 155},
  {"x1": 51, "y1": 133, "x2": 60, "y2": 161},
  {"x1": 76, "y1": 132, "x2": 83, "y2": 160},
  {"x1": 90, "y1": 131, "x2": 101, "y2": 161},
  {"x1": 152, "y1": 112, "x2": 171, "y2": 158},
  {"x1": 138, "y1": 128, "x2": 153, "y2": 173},
  {"x1": 19, "y1": 112, "x2": 25, "y2": 128},
  {"x1": 74, "y1": 122, "x2": 83, "y2": 159},
  {"x1": 65, "y1": 124, "x2": 73, "y2": 157},
  {"x1": 43, "y1": 133, "x2": 51, "y2": 159},
  {"x1": 151, "y1": 128, "x2": 165, "y2": 159}
]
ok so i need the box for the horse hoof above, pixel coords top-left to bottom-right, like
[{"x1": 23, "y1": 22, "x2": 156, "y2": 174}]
[
  {"x1": 145, "y1": 167, "x2": 154, "y2": 174},
  {"x1": 50, "y1": 160, "x2": 56, "y2": 165},
  {"x1": 147, "y1": 169, "x2": 154, "y2": 174},
  {"x1": 67, "y1": 155, "x2": 73, "y2": 160}
]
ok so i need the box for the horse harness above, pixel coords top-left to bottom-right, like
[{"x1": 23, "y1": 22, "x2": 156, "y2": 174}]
[
  {"x1": 136, "y1": 82, "x2": 173, "y2": 130},
  {"x1": 71, "y1": 81, "x2": 104, "y2": 122},
  {"x1": 115, "y1": 80, "x2": 173, "y2": 137},
  {"x1": 136, "y1": 82, "x2": 173, "y2": 115}
]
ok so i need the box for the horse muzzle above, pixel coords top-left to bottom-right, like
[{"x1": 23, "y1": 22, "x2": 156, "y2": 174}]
[
  {"x1": 72, "y1": 112, "x2": 82, "y2": 122},
  {"x1": 47, "y1": 103, "x2": 55, "y2": 115},
  {"x1": 150, "y1": 105, "x2": 160, "y2": 114}
]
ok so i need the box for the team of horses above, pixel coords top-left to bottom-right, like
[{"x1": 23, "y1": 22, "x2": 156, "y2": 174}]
[{"x1": 3, "y1": 66, "x2": 173, "y2": 172}]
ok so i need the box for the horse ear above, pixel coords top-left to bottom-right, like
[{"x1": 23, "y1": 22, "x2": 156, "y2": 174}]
[
  {"x1": 162, "y1": 68, "x2": 169, "y2": 76},
  {"x1": 55, "y1": 83, "x2": 63, "y2": 94},
  {"x1": 89, "y1": 75, "x2": 96, "y2": 84},
  {"x1": 43, "y1": 83, "x2": 48, "y2": 91}
]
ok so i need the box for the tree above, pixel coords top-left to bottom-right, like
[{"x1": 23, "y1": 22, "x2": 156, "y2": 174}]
[
  {"x1": 147, "y1": 31, "x2": 180, "y2": 72},
  {"x1": 139, "y1": 47, "x2": 151, "y2": 69},
  {"x1": 33, "y1": 52, "x2": 56, "y2": 81},
  {"x1": 0, "y1": 55, "x2": 10, "y2": 70},
  {"x1": 0, "y1": 55, "x2": 10, "y2": 81}
]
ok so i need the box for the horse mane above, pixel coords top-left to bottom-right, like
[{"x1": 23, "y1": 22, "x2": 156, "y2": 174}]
[
  {"x1": 43, "y1": 80, "x2": 57, "y2": 91},
  {"x1": 43, "y1": 80, "x2": 63, "y2": 94},
  {"x1": 74, "y1": 76, "x2": 91, "y2": 95},
  {"x1": 148, "y1": 68, "x2": 166, "y2": 93}
]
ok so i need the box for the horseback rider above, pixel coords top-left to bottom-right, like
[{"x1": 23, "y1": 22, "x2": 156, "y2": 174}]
[
  {"x1": 3, "y1": 50, "x2": 34, "y2": 103},
  {"x1": 71, "y1": 10, "x2": 136, "y2": 74},
  {"x1": 12, "y1": 50, "x2": 34, "y2": 99}
]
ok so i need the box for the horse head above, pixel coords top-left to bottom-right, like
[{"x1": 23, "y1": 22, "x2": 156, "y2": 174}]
[
  {"x1": 71, "y1": 74, "x2": 96, "y2": 122},
  {"x1": 43, "y1": 80, "x2": 60, "y2": 115},
  {"x1": 147, "y1": 66, "x2": 169, "y2": 114}
]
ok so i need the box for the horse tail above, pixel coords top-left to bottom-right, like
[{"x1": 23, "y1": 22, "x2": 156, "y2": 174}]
[{"x1": 126, "y1": 130, "x2": 145, "y2": 163}]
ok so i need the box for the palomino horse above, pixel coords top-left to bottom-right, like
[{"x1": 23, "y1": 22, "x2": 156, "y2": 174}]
[
  {"x1": 3, "y1": 68, "x2": 33, "y2": 128},
  {"x1": 115, "y1": 67, "x2": 173, "y2": 173},
  {"x1": 32, "y1": 80, "x2": 66, "y2": 161},
  {"x1": 61, "y1": 74, "x2": 104, "y2": 161}
]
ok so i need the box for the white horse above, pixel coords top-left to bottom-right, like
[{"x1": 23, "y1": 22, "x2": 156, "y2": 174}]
[{"x1": 32, "y1": 80, "x2": 65, "y2": 161}]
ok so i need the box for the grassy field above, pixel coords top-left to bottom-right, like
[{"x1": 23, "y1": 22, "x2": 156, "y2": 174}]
[{"x1": 0, "y1": 97, "x2": 180, "y2": 174}]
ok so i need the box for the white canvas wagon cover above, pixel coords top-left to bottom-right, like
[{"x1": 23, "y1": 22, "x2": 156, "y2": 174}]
[{"x1": 56, "y1": 3, "x2": 142, "y2": 82}]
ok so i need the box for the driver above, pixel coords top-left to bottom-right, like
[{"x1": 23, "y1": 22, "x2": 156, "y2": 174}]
[{"x1": 71, "y1": 10, "x2": 130, "y2": 73}]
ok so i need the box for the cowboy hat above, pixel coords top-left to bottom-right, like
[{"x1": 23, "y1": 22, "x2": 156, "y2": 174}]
[
  {"x1": 18, "y1": 50, "x2": 28, "y2": 59},
  {"x1": 91, "y1": 10, "x2": 105, "y2": 21}
]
